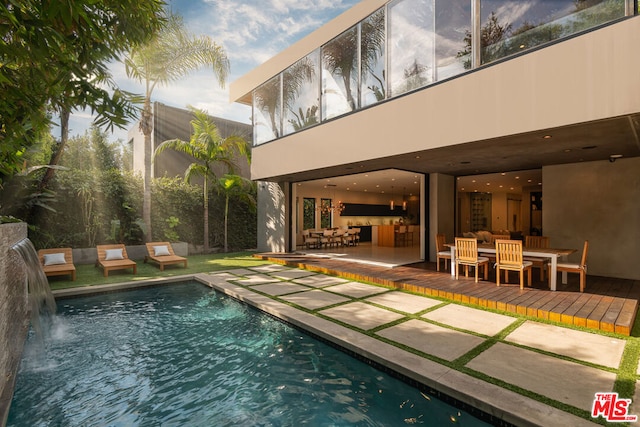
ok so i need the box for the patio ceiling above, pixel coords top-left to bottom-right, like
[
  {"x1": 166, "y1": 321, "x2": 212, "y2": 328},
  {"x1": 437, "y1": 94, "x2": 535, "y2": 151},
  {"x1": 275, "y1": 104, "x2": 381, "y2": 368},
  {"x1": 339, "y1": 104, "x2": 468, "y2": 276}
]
[{"x1": 274, "y1": 113, "x2": 640, "y2": 191}]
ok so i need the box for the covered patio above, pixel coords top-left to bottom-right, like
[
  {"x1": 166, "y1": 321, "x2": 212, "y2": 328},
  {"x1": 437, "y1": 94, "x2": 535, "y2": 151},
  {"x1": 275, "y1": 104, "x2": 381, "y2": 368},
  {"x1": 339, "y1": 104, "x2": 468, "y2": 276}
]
[{"x1": 256, "y1": 250, "x2": 640, "y2": 336}]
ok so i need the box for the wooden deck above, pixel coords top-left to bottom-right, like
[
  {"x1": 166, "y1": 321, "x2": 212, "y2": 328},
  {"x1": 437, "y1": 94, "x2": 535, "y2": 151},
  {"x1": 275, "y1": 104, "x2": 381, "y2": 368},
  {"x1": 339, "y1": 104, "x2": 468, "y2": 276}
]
[{"x1": 256, "y1": 253, "x2": 640, "y2": 336}]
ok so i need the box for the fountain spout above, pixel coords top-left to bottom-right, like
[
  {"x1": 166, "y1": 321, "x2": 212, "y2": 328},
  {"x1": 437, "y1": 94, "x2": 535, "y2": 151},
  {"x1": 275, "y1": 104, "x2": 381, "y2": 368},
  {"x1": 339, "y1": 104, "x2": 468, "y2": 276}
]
[{"x1": 11, "y1": 238, "x2": 57, "y2": 337}]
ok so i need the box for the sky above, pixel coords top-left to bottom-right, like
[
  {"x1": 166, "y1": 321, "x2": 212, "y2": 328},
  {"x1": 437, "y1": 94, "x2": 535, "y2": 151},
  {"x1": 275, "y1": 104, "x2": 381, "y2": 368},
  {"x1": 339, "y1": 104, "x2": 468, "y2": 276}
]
[{"x1": 67, "y1": 0, "x2": 362, "y2": 142}]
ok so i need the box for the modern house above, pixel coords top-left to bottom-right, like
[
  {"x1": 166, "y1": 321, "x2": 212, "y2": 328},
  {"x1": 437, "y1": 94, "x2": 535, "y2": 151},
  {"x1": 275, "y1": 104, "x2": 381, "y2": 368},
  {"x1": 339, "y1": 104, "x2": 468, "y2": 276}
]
[
  {"x1": 230, "y1": 0, "x2": 640, "y2": 280},
  {"x1": 128, "y1": 102, "x2": 252, "y2": 182}
]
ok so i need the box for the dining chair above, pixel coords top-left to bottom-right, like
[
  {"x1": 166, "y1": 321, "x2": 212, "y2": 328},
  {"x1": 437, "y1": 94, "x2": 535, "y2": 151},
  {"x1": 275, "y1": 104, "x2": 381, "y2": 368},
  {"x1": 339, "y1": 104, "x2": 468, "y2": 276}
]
[
  {"x1": 454, "y1": 237, "x2": 489, "y2": 283},
  {"x1": 321, "y1": 229, "x2": 333, "y2": 248},
  {"x1": 435, "y1": 233, "x2": 451, "y2": 272},
  {"x1": 495, "y1": 239, "x2": 533, "y2": 290},
  {"x1": 302, "y1": 230, "x2": 319, "y2": 249},
  {"x1": 556, "y1": 240, "x2": 589, "y2": 292},
  {"x1": 352, "y1": 228, "x2": 360, "y2": 246},
  {"x1": 524, "y1": 235, "x2": 550, "y2": 281}
]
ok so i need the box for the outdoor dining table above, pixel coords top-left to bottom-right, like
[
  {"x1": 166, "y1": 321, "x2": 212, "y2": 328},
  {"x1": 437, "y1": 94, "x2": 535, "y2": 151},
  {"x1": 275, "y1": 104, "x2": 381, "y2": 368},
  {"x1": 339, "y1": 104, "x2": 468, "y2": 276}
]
[{"x1": 446, "y1": 242, "x2": 576, "y2": 291}]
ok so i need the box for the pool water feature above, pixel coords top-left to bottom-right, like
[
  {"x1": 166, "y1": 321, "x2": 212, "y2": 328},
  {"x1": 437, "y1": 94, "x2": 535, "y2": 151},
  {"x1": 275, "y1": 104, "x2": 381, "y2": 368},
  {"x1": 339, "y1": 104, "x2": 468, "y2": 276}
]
[{"x1": 8, "y1": 283, "x2": 490, "y2": 426}]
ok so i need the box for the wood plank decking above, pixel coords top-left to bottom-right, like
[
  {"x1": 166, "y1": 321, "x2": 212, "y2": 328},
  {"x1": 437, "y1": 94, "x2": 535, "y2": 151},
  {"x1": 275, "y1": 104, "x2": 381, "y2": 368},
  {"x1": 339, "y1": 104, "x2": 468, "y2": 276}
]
[{"x1": 256, "y1": 253, "x2": 640, "y2": 336}]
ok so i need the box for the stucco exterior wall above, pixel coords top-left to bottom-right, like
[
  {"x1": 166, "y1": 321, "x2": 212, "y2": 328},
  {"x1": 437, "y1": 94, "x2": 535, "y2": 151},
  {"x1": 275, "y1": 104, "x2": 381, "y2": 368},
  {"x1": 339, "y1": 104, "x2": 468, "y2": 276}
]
[
  {"x1": 544, "y1": 157, "x2": 640, "y2": 280},
  {"x1": 429, "y1": 173, "x2": 455, "y2": 262},
  {"x1": 257, "y1": 182, "x2": 286, "y2": 252}
]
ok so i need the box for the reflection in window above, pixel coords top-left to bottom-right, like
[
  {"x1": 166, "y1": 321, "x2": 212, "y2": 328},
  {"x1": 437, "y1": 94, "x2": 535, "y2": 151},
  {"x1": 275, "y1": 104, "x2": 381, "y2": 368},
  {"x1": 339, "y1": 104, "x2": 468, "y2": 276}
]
[
  {"x1": 360, "y1": 8, "x2": 386, "y2": 108},
  {"x1": 388, "y1": 0, "x2": 435, "y2": 97},
  {"x1": 283, "y1": 51, "x2": 319, "y2": 136},
  {"x1": 322, "y1": 27, "x2": 359, "y2": 120},
  {"x1": 320, "y1": 198, "x2": 332, "y2": 228},
  {"x1": 253, "y1": 75, "x2": 281, "y2": 145},
  {"x1": 480, "y1": 0, "x2": 625, "y2": 65},
  {"x1": 435, "y1": 0, "x2": 471, "y2": 80},
  {"x1": 303, "y1": 198, "x2": 315, "y2": 230}
]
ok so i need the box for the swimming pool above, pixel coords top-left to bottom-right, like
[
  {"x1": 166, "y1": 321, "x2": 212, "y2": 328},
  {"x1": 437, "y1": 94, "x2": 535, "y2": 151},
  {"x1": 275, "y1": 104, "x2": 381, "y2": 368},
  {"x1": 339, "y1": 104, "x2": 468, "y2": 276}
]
[{"x1": 8, "y1": 282, "x2": 490, "y2": 426}]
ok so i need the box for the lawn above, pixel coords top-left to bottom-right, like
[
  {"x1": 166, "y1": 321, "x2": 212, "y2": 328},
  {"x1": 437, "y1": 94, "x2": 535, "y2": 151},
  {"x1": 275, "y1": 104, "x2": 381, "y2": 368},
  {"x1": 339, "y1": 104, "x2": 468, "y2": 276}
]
[{"x1": 48, "y1": 251, "x2": 270, "y2": 291}]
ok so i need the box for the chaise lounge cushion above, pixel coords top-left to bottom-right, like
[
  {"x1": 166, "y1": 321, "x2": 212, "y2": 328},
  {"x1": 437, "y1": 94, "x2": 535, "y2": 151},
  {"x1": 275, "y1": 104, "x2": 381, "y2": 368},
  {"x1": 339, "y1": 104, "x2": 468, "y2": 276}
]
[
  {"x1": 153, "y1": 245, "x2": 170, "y2": 256},
  {"x1": 43, "y1": 252, "x2": 66, "y2": 266},
  {"x1": 105, "y1": 248, "x2": 124, "y2": 260}
]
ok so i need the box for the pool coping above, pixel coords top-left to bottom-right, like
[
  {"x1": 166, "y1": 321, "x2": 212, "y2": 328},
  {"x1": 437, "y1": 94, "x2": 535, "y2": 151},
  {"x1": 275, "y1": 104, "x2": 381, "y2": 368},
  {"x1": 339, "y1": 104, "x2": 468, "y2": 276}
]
[{"x1": 52, "y1": 273, "x2": 597, "y2": 427}]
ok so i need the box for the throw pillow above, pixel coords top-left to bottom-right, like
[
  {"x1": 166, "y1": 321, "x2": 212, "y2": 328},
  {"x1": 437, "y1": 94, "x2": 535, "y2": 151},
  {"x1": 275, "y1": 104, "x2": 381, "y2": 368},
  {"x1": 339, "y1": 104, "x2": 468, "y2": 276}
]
[
  {"x1": 43, "y1": 253, "x2": 66, "y2": 266},
  {"x1": 105, "y1": 248, "x2": 124, "y2": 261},
  {"x1": 153, "y1": 245, "x2": 170, "y2": 256}
]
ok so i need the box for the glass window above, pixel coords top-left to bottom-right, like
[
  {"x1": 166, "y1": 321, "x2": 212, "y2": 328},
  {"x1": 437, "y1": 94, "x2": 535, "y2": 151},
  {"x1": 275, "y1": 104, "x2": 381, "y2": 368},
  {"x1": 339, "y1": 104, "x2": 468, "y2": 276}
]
[
  {"x1": 283, "y1": 51, "x2": 320, "y2": 136},
  {"x1": 388, "y1": 0, "x2": 436, "y2": 97},
  {"x1": 480, "y1": 0, "x2": 626, "y2": 65},
  {"x1": 320, "y1": 198, "x2": 332, "y2": 228},
  {"x1": 303, "y1": 198, "x2": 315, "y2": 230},
  {"x1": 360, "y1": 8, "x2": 386, "y2": 108},
  {"x1": 253, "y1": 75, "x2": 281, "y2": 145},
  {"x1": 322, "y1": 27, "x2": 359, "y2": 120},
  {"x1": 435, "y1": 0, "x2": 471, "y2": 80}
]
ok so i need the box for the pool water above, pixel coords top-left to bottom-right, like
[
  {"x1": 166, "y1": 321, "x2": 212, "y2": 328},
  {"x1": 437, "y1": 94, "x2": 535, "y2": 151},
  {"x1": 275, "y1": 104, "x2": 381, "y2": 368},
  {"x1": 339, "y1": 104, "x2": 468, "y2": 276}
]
[{"x1": 8, "y1": 283, "x2": 490, "y2": 426}]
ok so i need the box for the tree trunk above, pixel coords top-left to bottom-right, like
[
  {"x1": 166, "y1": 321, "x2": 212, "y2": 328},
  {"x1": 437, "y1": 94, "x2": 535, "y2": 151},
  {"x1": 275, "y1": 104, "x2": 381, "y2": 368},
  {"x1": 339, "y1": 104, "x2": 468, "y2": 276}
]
[
  {"x1": 203, "y1": 177, "x2": 209, "y2": 253},
  {"x1": 140, "y1": 99, "x2": 153, "y2": 242},
  {"x1": 38, "y1": 109, "x2": 70, "y2": 192}
]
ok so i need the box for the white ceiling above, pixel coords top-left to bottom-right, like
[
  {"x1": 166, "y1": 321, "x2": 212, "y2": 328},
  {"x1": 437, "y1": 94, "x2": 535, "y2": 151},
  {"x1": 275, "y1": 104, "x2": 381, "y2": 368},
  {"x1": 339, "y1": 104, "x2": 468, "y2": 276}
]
[
  {"x1": 296, "y1": 168, "x2": 542, "y2": 195},
  {"x1": 297, "y1": 169, "x2": 421, "y2": 196}
]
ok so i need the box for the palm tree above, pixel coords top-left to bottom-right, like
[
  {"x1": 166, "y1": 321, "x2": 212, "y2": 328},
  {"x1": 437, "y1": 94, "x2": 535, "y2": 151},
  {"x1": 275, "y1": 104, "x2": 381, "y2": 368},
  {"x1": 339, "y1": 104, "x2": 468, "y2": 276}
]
[
  {"x1": 216, "y1": 174, "x2": 256, "y2": 252},
  {"x1": 124, "y1": 14, "x2": 230, "y2": 242},
  {"x1": 152, "y1": 107, "x2": 249, "y2": 253}
]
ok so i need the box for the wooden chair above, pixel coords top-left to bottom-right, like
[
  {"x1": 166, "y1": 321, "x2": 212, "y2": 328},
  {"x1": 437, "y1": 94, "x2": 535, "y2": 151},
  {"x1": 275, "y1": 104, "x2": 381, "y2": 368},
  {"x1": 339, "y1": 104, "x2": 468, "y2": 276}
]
[
  {"x1": 524, "y1": 235, "x2": 550, "y2": 281},
  {"x1": 495, "y1": 239, "x2": 532, "y2": 290},
  {"x1": 435, "y1": 233, "x2": 451, "y2": 272},
  {"x1": 96, "y1": 244, "x2": 137, "y2": 277},
  {"x1": 556, "y1": 240, "x2": 589, "y2": 292},
  {"x1": 351, "y1": 228, "x2": 361, "y2": 246},
  {"x1": 145, "y1": 242, "x2": 188, "y2": 271},
  {"x1": 395, "y1": 225, "x2": 407, "y2": 246},
  {"x1": 38, "y1": 247, "x2": 76, "y2": 281},
  {"x1": 302, "y1": 230, "x2": 319, "y2": 249},
  {"x1": 454, "y1": 237, "x2": 490, "y2": 283}
]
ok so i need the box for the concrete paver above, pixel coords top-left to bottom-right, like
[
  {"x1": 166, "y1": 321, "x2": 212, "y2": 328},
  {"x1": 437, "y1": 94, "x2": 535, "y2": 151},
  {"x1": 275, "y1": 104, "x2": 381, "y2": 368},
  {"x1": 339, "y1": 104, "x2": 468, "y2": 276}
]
[
  {"x1": 222, "y1": 268, "x2": 256, "y2": 276},
  {"x1": 232, "y1": 273, "x2": 282, "y2": 285},
  {"x1": 319, "y1": 301, "x2": 404, "y2": 330},
  {"x1": 280, "y1": 289, "x2": 351, "y2": 310},
  {"x1": 323, "y1": 281, "x2": 388, "y2": 298},
  {"x1": 422, "y1": 304, "x2": 518, "y2": 336},
  {"x1": 268, "y1": 269, "x2": 317, "y2": 280},
  {"x1": 377, "y1": 319, "x2": 485, "y2": 361},
  {"x1": 466, "y1": 342, "x2": 617, "y2": 412},
  {"x1": 292, "y1": 275, "x2": 349, "y2": 287},
  {"x1": 365, "y1": 291, "x2": 442, "y2": 313},
  {"x1": 249, "y1": 282, "x2": 310, "y2": 296},
  {"x1": 249, "y1": 264, "x2": 289, "y2": 273},
  {"x1": 505, "y1": 321, "x2": 626, "y2": 369}
]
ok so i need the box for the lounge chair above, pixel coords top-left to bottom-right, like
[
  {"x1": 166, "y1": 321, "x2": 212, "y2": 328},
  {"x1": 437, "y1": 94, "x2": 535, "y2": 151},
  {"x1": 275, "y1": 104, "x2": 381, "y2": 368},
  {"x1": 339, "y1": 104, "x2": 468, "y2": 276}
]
[
  {"x1": 145, "y1": 242, "x2": 188, "y2": 271},
  {"x1": 96, "y1": 244, "x2": 137, "y2": 277},
  {"x1": 38, "y1": 247, "x2": 76, "y2": 281}
]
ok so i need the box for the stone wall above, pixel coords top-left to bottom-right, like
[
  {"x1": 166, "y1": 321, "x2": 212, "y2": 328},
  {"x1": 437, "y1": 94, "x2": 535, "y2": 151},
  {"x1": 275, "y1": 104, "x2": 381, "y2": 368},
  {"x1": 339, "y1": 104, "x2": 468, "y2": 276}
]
[{"x1": 0, "y1": 223, "x2": 29, "y2": 426}]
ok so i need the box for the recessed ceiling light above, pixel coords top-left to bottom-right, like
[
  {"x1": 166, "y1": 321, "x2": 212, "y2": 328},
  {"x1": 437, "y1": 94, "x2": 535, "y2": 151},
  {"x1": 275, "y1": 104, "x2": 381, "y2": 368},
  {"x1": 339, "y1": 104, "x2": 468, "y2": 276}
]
[
  {"x1": 543, "y1": 135, "x2": 552, "y2": 139},
  {"x1": 582, "y1": 146, "x2": 597, "y2": 150},
  {"x1": 515, "y1": 176, "x2": 520, "y2": 179},
  {"x1": 564, "y1": 149, "x2": 571, "y2": 153}
]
